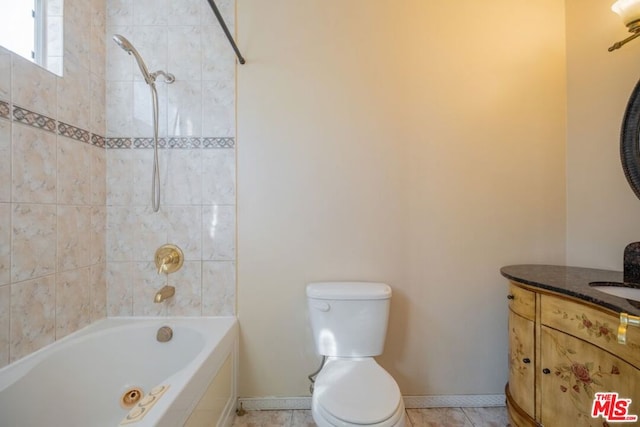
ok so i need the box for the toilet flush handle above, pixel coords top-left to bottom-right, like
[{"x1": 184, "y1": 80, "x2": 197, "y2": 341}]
[{"x1": 310, "y1": 301, "x2": 330, "y2": 312}]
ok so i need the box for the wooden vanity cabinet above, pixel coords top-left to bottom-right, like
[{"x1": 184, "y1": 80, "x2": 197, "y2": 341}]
[
  {"x1": 507, "y1": 284, "x2": 536, "y2": 420},
  {"x1": 506, "y1": 281, "x2": 640, "y2": 427}
]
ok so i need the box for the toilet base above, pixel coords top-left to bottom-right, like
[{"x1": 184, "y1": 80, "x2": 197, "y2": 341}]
[{"x1": 311, "y1": 400, "x2": 407, "y2": 427}]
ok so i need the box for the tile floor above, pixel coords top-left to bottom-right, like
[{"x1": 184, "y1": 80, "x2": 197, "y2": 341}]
[{"x1": 232, "y1": 406, "x2": 510, "y2": 426}]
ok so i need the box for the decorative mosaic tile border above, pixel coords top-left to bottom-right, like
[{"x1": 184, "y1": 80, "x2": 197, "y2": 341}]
[
  {"x1": 13, "y1": 106, "x2": 57, "y2": 133},
  {"x1": 107, "y1": 136, "x2": 235, "y2": 149},
  {"x1": 0, "y1": 100, "x2": 9, "y2": 119},
  {"x1": 2, "y1": 101, "x2": 105, "y2": 147},
  {"x1": 0, "y1": 99, "x2": 235, "y2": 150},
  {"x1": 58, "y1": 122, "x2": 91, "y2": 143}
]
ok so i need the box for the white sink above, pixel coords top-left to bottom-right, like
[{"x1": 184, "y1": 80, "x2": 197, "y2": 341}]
[{"x1": 590, "y1": 282, "x2": 640, "y2": 301}]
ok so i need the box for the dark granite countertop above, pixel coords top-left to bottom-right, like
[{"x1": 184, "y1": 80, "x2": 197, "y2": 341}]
[{"x1": 500, "y1": 264, "x2": 640, "y2": 316}]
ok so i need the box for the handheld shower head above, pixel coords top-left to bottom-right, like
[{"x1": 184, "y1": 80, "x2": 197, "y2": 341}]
[{"x1": 112, "y1": 34, "x2": 155, "y2": 85}]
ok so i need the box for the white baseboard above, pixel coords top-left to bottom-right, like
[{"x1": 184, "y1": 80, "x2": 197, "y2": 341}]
[
  {"x1": 237, "y1": 394, "x2": 506, "y2": 411},
  {"x1": 403, "y1": 394, "x2": 506, "y2": 408}
]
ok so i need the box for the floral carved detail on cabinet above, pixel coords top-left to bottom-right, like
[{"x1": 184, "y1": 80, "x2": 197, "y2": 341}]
[
  {"x1": 552, "y1": 309, "x2": 615, "y2": 342},
  {"x1": 549, "y1": 331, "x2": 621, "y2": 420},
  {"x1": 509, "y1": 326, "x2": 528, "y2": 377}
]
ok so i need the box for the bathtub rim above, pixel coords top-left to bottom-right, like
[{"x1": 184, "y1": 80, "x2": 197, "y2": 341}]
[{"x1": 0, "y1": 316, "x2": 238, "y2": 426}]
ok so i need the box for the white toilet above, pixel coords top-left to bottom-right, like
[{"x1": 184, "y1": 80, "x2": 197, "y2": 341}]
[{"x1": 307, "y1": 282, "x2": 406, "y2": 427}]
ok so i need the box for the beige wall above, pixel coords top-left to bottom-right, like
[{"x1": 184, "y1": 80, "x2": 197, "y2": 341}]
[
  {"x1": 566, "y1": 1, "x2": 640, "y2": 269},
  {"x1": 237, "y1": 0, "x2": 567, "y2": 397}
]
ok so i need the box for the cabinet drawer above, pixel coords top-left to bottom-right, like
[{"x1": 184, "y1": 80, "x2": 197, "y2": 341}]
[
  {"x1": 508, "y1": 282, "x2": 535, "y2": 320},
  {"x1": 541, "y1": 293, "x2": 640, "y2": 369}
]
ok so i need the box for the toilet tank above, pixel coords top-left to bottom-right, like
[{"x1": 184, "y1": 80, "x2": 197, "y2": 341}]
[{"x1": 306, "y1": 282, "x2": 391, "y2": 357}]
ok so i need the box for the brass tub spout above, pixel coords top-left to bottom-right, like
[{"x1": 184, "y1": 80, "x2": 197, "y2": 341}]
[{"x1": 154, "y1": 285, "x2": 175, "y2": 303}]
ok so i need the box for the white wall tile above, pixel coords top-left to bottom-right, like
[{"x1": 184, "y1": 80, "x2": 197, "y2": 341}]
[
  {"x1": 12, "y1": 55, "x2": 57, "y2": 117},
  {"x1": 132, "y1": 261, "x2": 167, "y2": 316},
  {"x1": 10, "y1": 275, "x2": 56, "y2": 362},
  {"x1": 0, "y1": 203, "x2": 10, "y2": 286},
  {"x1": 106, "y1": 26, "x2": 134, "y2": 82},
  {"x1": 12, "y1": 124, "x2": 57, "y2": 204},
  {"x1": 167, "y1": 260, "x2": 202, "y2": 316},
  {"x1": 90, "y1": 262, "x2": 107, "y2": 321},
  {"x1": 47, "y1": 17, "x2": 64, "y2": 59},
  {"x1": 133, "y1": 0, "x2": 168, "y2": 26},
  {"x1": 91, "y1": 73, "x2": 107, "y2": 136},
  {"x1": 106, "y1": 149, "x2": 134, "y2": 205},
  {"x1": 106, "y1": 206, "x2": 134, "y2": 261},
  {"x1": 162, "y1": 149, "x2": 202, "y2": 204},
  {"x1": 131, "y1": 206, "x2": 168, "y2": 261},
  {"x1": 168, "y1": 80, "x2": 202, "y2": 136},
  {"x1": 202, "y1": 261, "x2": 235, "y2": 315},
  {"x1": 133, "y1": 81, "x2": 167, "y2": 137},
  {"x1": 107, "y1": 0, "x2": 133, "y2": 26},
  {"x1": 201, "y1": 0, "x2": 234, "y2": 29},
  {"x1": 92, "y1": 145, "x2": 107, "y2": 205},
  {"x1": 106, "y1": 261, "x2": 133, "y2": 316},
  {"x1": 0, "y1": 119, "x2": 10, "y2": 202},
  {"x1": 202, "y1": 149, "x2": 235, "y2": 205},
  {"x1": 168, "y1": 26, "x2": 202, "y2": 81},
  {"x1": 57, "y1": 206, "x2": 92, "y2": 272},
  {"x1": 202, "y1": 205, "x2": 235, "y2": 260},
  {"x1": 56, "y1": 267, "x2": 91, "y2": 339},
  {"x1": 64, "y1": 0, "x2": 92, "y2": 66},
  {"x1": 131, "y1": 148, "x2": 156, "y2": 206},
  {"x1": 58, "y1": 58, "x2": 91, "y2": 130},
  {"x1": 165, "y1": 205, "x2": 202, "y2": 260},
  {"x1": 202, "y1": 80, "x2": 234, "y2": 137},
  {"x1": 91, "y1": 206, "x2": 107, "y2": 265},
  {"x1": 106, "y1": 81, "x2": 133, "y2": 136},
  {"x1": 0, "y1": 47, "x2": 11, "y2": 101},
  {"x1": 0, "y1": 284, "x2": 9, "y2": 368},
  {"x1": 91, "y1": 0, "x2": 107, "y2": 78},
  {"x1": 11, "y1": 204, "x2": 57, "y2": 282},
  {"x1": 169, "y1": 0, "x2": 201, "y2": 26},
  {"x1": 58, "y1": 136, "x2": 92, "y2": 205},
  {"x1": 131, "y1": 26, "x2": 169, "y2": 81},
  {"x1": 201, "y1": 26, "x2": 235, "y2": 81}
]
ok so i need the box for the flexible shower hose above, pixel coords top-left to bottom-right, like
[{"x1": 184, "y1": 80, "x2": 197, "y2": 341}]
[{"x1": 150, "y1": 83, "x2": 161, "y2": 212}]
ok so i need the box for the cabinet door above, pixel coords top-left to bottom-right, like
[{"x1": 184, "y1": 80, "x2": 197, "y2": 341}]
[
  {"x1": 540, "y1": 326, "x2": 640, "y2": 426},
  {"x1": 509, "y1": 309, "x2": 535, "y2": 418}
]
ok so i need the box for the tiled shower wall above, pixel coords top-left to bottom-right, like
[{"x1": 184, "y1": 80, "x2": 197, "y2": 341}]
[
  {"x1": 0, "y1": 0, "x2": 107, "y2": 368},
  {"x1": 104, "y1": 0, "x2": 237, "y2": 316}
]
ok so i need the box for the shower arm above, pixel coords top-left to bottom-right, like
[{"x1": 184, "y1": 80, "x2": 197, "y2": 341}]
[
  {"x1": 205, "y1": 0, "x2": 246, "y2": 65},
  {"x1": 150, "y1": 70, "x2": 175, "y2": 84}
]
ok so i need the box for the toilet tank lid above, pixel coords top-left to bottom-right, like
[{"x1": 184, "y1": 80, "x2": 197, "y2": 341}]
[{"x1": 306, "y1": 282, "x2": 391, "y2": 300}]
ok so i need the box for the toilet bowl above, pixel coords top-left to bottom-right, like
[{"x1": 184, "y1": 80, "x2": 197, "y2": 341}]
[
  {"x1": 307, "y1": 282, "x2": 406, "y2": 427},
  {"x1": 312, "y1": 358, "x2": 406, "y2": 427}
]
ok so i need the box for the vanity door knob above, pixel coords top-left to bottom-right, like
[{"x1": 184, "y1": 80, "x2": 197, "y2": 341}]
[
  {"x1": 507, "y1": 295, "x2": 515, "y2": 300},
  {"x1": 542, "y1": 368, "x2": 551, "y2": 374},
  {"x1": 522, "y1": 358, "x2": 531, "y2": 364}
]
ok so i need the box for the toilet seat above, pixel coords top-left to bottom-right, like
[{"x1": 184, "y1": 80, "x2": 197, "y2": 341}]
[{"x1": 313, "y1": 358, "x2": 404, "y2": 426}]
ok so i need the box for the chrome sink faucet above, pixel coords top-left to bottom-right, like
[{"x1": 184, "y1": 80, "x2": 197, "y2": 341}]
[{"x1": 154, "y1": 285, "x2": 175, "y2": 303}]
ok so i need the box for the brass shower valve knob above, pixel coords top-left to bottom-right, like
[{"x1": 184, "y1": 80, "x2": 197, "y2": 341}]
[{"x1": 155, "y1": 244, "x2": 184, "y2": 275}]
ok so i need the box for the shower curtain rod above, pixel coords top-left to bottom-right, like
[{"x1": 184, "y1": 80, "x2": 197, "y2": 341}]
[{"x1": 206, "y1": 0, "x2": 246, "y2": 64}]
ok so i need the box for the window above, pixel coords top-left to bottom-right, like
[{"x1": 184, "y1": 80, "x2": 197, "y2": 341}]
[{"x1": 0, "y1": 0, "x2": 63, "y2": 75}]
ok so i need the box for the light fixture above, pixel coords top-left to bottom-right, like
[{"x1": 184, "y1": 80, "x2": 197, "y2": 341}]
[{"x1": 610, "y1": 0, "x2": 640, "y2": 51}]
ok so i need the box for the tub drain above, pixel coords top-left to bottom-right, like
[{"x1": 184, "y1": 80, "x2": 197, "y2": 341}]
[{"x1": 120, "y1": 387, "x2": 144, "y2": 409}]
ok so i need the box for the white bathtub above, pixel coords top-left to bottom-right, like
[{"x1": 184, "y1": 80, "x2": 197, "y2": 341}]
[{"x1": 0, "y1": 317, "x2": 238, "y2": 427}]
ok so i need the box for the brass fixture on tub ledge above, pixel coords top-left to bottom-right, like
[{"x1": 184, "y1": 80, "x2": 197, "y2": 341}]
[
  {"x1": 154, "y1": 285, "x2": 175, "y2": 303},
  {"x1": 618, "y1": 312, "x2": 640, "y2": 344},
  {"x1": 156, "y1": 326, "x2": 173, "y2": 342},
  {"x1": 155, "y1": 244, "x2": 184, "y2": 275}
]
